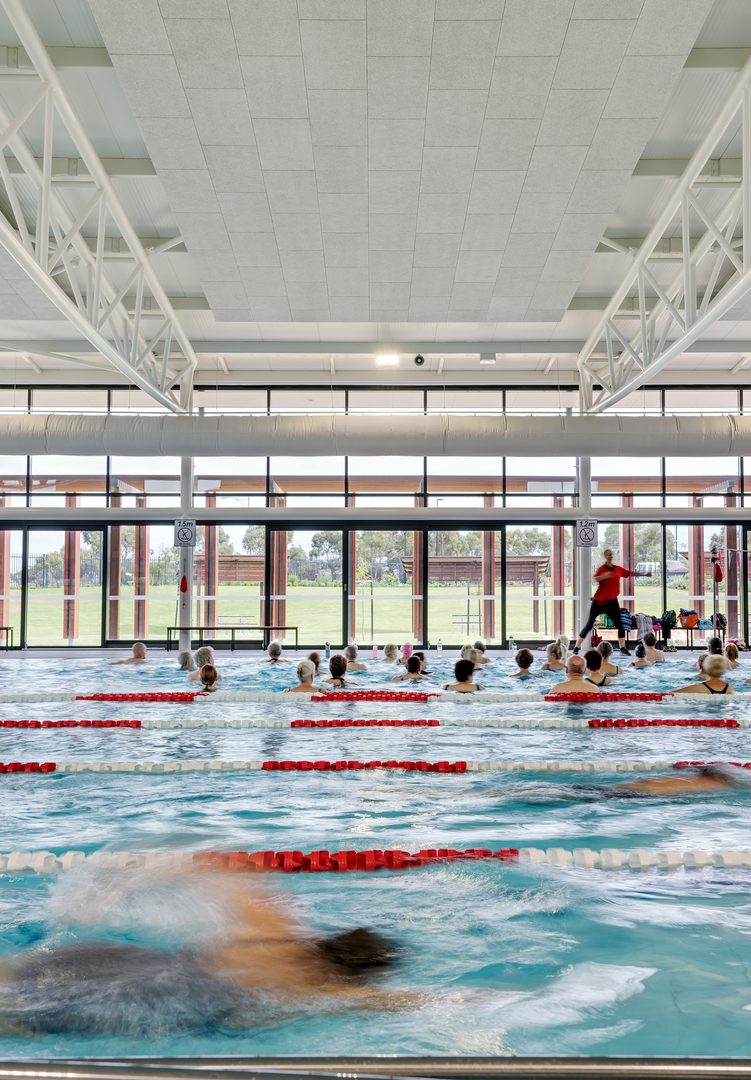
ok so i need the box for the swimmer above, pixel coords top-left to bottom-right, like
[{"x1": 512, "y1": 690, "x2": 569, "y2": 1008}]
[
  {"x1": 541, "y1": 637, "x2": 567, "y2": 672},
  {"x1": 472, "y1": 640, "x2": 490, "y2": 665},
  {"x1": 178, "y1": 650, "x2": 196, "y2": 671},
  {"x1": 0, "y1": 869, "x2": 405, "y2": 1037},
  {"x1": 391, "y1": 655, "x2": 423, "y2": 682},
  {"x1": 694, "y1": 652, "x2": 708, "y2": 677},
  {"x1": 307, "y1": 651, "x2": 323, "y2": 676},
  {"x1": 607, "y1": 764, "x2": 748, "y2": 798},
  {"x1": 630, "y1": 642, "x2": 650, "y2": 668},
  {"x1": 412, "y1": 650, "x2": 429, "y2": 673},
  {"x1": 460, "y1": 645, "x2": 482, "y2": 669},
  {"x1": 584, "y1": 648, "x2": 612, "y2": 687},
  {"x1": 199, "y1": 664, "x2": 219, "y2": 693},
  {"x1": 642, "y1": 631, "x2": 665, "y2": 663},
  {"x1": 322, "y1": 653, "x2": 353, "y2": 688},
  {"x1": 111, "y1": 641, "x2": 147, "y2": 665},
  {"x1": 383, "y1": 643, "x2": 400, "y2": 664},
  {"x1": 399, "y1": 643, "x2": 413, "y2": 666},
  {"x1": 597, "y1": 640, "x2": 623, "y2": 677},
  {"x1": 672, "y1": 654, "x2": 733, "y2": 695},
  {"x1": 511, "y1": 648, "x2": 534, "y2": 679},
  {"x1": 266, "y1": 640, "x2": 290, "y2": 664},
  {"x1": 707, "y1": 635, "x2": 724, "y2": 655},
  {"x1": 285, "y1": 659, "x2": 317, "y2": 694},
  {"x1": 725, "y1": 642, "x2": 740, "y2": 670},
  {"x1": 443, "y1": 658, "x2": 483, "y2": 693},
  {"x1": 547, "y1": 655, "x2": 600, "y2": 695},
  {"x1": 344, "y1": 644, "x2": 367, "y2": 672},
  {"x1": 188, "y1": 646, "x2": 223, "y2": 682}
]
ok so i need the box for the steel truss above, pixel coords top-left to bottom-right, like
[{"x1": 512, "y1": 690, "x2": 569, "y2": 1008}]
[
  {"x1": 0, "y1": 0, "x2": 196, "y2": 412},
  {"x1": 578, "y1": 56, "x2": 751, "y2": 413}
]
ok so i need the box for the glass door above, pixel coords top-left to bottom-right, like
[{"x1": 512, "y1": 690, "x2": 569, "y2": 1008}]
[{"x1": 26, "y1": 529, "x2": 103, "y2": 646}]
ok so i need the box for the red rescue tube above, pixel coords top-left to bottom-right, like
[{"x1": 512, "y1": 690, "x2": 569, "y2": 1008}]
[
  {"x1": 588, "y1": 718, "x2": 739, "y2": 729},
  {"x1": 192, "y1": 846, "x2": 520, "y2": 873}
]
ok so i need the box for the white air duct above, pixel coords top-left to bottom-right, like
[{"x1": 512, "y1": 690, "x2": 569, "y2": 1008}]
[{"x1": 0, "y1": 412, "x2": 748, "y2": 456}]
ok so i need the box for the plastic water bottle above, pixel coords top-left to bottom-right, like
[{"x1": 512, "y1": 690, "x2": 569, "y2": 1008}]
[
  {"x1": 508, "y1": 635, "x2": 516, "y2": 652},
  {"x1": 372, "y1": 644, "x2": 379, "y2": 659},
  {"x1": 436, "y1": 639, "x2": 443, "y2": 653},
  {"x1": 324, "y1": 642, "x2": 331, "y2": 659}
]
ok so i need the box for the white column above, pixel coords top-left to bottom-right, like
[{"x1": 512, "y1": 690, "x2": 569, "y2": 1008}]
[
  {"x1": 178, "y1": 378, "x2": 194, "y2": 655},
  {"x1": 577, "y1": 455, "x2": 592, "y2": 645}
]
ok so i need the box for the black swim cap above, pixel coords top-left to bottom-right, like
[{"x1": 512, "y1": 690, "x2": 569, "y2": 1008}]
[{"x1": 315, "y1": 928, "x2": 398, "y2": 975}]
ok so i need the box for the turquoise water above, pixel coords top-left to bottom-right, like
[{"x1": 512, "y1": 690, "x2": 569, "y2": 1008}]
[{"x1": 0, "y1": 650, "x2": 751, "y2": 1058}]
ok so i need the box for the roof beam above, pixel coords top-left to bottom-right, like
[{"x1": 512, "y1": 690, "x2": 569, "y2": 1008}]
[
  {"x1": 0, "y1": 45, "x2": 112, "y2": 71},
  {"x1": 6, "y1": 156, "x2": 155, "y2": 179},
  {"x1": 685, "y1": 48, "x2": 751, "y2": 70},
  {"x1": 634, "y1": 157, "x2": 741, "y2": 181}
]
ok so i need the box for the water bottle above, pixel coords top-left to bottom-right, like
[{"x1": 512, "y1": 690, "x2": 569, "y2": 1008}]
[
  {"x1": 436, "y1": 639, "x2": 443, "y2": 653},
  {"x1": 372, "y1": 644, "x2": 379, "y2": 659},
  {"x1": 508, "y1": 635, "x2": 516, "y2": 652},
  {"x1": 324, "y1": 642, "x2": 331, "y2": 659}
]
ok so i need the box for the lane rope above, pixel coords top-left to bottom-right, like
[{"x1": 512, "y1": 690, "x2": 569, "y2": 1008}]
[
  {"x1": 0, "y1": 718, "x2": 741, "y2": 731},
  {"x1": 3, "y1": 846, "x2": 751, "y2": 874}
]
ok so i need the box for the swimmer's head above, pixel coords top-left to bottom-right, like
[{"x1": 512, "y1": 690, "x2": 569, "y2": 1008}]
[
  {"x1": 384, "y1": 643, "x2": 398, "y2": 660},
  {"x1": 635, "y1": 642, "x2": 647, "y2": 659},
  {"x1": 547, "y1": 636, "x2": 567, "y2": 661},
  {"x1": 307, "y1": 651, "x2": 322, "y2": 671},
  {"x1": 344, "y1": 644, "x2": 358, "y2": 661},
  {"x1": 267, "y1": 640, "x2": 282, "y2": 659},
  {"x1": 566, "y1": 655, "x2": 586, "y2": 676},
  {"x1": 200, "y1": 664, "x2": 218, "y2": 690},
  {"x1": 460, "y1": 644, "x2": 473, "y2": 660},
  {"x1": 329, "y1": 653, "x2": 347, "y2": 679},
  {"x1": 454, "y1": 659, "x2": 475, "y2": 683},
  {"x1": 296, "y1": 659, "x2": 316, "y2": 684},
  {"x1": 194, "y1": 646, "x2": 214, "y2": 667},
  {"x1": 515, "y1": 648, "x2": 534, "y2": 670},
  {"x1": 703, "y1": 654, "x2": 727, "y2": 679},
  {"x1": 643, "y1": 631, "x2": 656, "y2": 647},
  {"x1": 132, "y1": 641, "x2": 146, "y2": 659},
  {"x1": 405, "y1": 655, "x2": 421, "y2": 674},
  {"x1": 178, "y1": 650, "x2": 194, "y2": 670},
  {"x1": 584, "y1": 648, "x2": 602, "y2": 672},
  {"x1": 597, "y1": 640, "x2": 613, "y2": 659},
  {"x1": 401, "y1": 643, "x2": 413, "y2": 658},
  {"x1": 707, "y1": 635, "x2": 723, "y2": 655},
  {"x1": 315, "y1": 928, "x2": 397, "y2": 976},
  {"x1": 726, "y1": 642, "x2": 739, "y2": 662},
  {"x1": 473, "y1": 640, "x2": 486, "y2": 654}
]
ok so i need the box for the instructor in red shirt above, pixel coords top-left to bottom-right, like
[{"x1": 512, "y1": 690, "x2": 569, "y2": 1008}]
[{"x1": 573, "y1": 548, "x2": 650, "y2": 657}]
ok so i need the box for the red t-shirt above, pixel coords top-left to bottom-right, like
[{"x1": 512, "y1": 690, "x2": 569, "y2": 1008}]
[{"x1": 593, "y1": 564, "x2": 633, "y2": 603}]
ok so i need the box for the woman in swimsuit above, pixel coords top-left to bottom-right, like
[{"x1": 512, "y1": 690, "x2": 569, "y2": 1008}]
[
  {"x1": 671, "y1": 654, "x2": 733, "y2": 695},
  {"x1": 583, "y1": 648, "x2": 612, "y2": 687}
]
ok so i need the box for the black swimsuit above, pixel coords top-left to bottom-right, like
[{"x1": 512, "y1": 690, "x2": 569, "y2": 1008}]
[{"x1": 706, "y1": 681, "x2": 729, "y2": 695}]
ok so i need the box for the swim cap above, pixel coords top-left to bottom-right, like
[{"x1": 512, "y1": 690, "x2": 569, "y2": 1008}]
[{"x1": 401, "y1": 643, "x2": 413, "y2": 656}]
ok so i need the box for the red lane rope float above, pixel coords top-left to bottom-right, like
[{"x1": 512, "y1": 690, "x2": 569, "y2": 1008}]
[
  {"x1": 311, "y1": 691, "x2": 439, "y2": 702},
  {"x1": 261, "y1": 759, "x2": 467, "y2": 772},
  {"x1": 589, "y1": 718, "x2": 739, "y2": 729},
  {"x1": 75, "y1": 693, "x2": 197, "y2": 702},
  {"x1": 0, "y1": 762, "x2": 56, "y2": 773},
  {"x1": 544, "y1": 692, "x2": 666, "y2": 703},
  {"x1": 290, "y1": 719, "x2": 440, "y2": 729},
  {"x1": 192, "y1": 846, "x2": 519, "y2": 873},
  {"x1": 673, "y1": 759, "x2": 751, "y2": 769},
  {"x1": 0, "y1": 720, "x2": 142, "y2": 729}
]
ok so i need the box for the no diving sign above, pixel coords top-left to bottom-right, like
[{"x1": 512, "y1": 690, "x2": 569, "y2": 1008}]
[
  {"x1": 174, "y1": 519, "x2": 196, "y2": 547},
  {"x1": 576, "y1": 519, "x2": 598, "y2": 548}
]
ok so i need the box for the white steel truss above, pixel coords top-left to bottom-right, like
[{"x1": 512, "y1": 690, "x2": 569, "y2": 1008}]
[
  {"x1": 0, "y1": 0, "x2": 196, "y2": 412},
  {"x1": 578, "y1": 55, "x2": 751, "y2": 414}
]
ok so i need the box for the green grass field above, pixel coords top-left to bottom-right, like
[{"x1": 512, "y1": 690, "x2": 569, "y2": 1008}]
[{"x1": 12, "y1": 579, "x2": 701, "y2": 647}]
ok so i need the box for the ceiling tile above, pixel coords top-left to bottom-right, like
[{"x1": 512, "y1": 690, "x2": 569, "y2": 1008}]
[
  {"x1": 467, "y1": 171, "x2": 524, "y2": 213},
  {"x1": 572, "y1": 0, "x2": 643, "y2": 15},
  {"x1": 413, "y1": 232, "x2": 462, "y2": 266},
  {"x1": 627, "y1": 0, "x2": 714, "y2": 56},
  {"x1": 523, "y1": 144, "x2": 587, "y2": 192},
  {"x1": 512, "y1": 192, "x2": 569, "y2": 232},
  {"x1": 369, "y1": 213, "x2": 417, "y2": 250},
  {"x1": 435, "y1": 0, "x2": 506, "y2": 15},
  {"x1": 298, "y1": 0, "x2": 365, "y2": 15},
  {"x1": 192, "y1": 251, "x2": 242, "y2": 281},
  {"x1": 218, "y1": 191, "x2": 273, "y2": 231},
  {"x1": 447, "y1": 307, "x2": 489, "y2": 320},
  {"x1": 454, "y1": 250, "x2": 503, "y2": 282},
  {"x1": 327, "y1": 267, "x2": 369, "y2": 296},
  {"x1": 290, "y1": 307, "x2": 331, "y2": 319},
  {"x1": 300, "y1": 19, "x2": 366, "y2": 89},
  {"x1": 254, "y1": 119, "x2": 315, "y2": 169},
  {"x1": 552, "y1": 212, "x2": 612, "y2": 250},
  {"x1": 553, "y1": 19, "x2": 635, "y2": 90},
  {"x1": 241, "y1": 56, "x2": 309, "y2": 118},
  {"x1": 368, "y1": 119, "x2": 425, "y2": 170},
  {"x1": 308, "y1": 90, "x2": 367, "y2": 145},
  {"x1": 139, "y1": 118, "x2": 206, "y2": 169},
  {"x1": 228, "y1": 233, "x2": 281, "y2": 266},
  {"x1": 450, "y1": 282, "x2": 493, "y2": 307},
  {"x1": 173, "y1": 211, "x2": 231, "y2": 250},
  {"x1": 286, "y1": 281, "x2": 330, "y2": 307},
  {"x1": 366, "y1": 0, "x2": 436, "y2": 56},
  {"x1": 536, "y1": 89, "x2": 609, "y2": 144},
  {"x1": 111, "y1": 54, "x2": 190, "y2": 118},
  {"x1": 212, "y1": 308, "x2": 251, "y2": 321},
  {"x1": 417, "y1": 193, "x2": 469, "y2": 232},
  {"x1": 429, "y1": 20, "x2": 501, "y2": 89},
  {"x1": 460, "y1": 214, "x2": 513, "y2": 250},
  {"x1": 420, "y1": 148, "x2": 477, "y2": 194},
  {"x1": 487, "y1": 296, "x2": 530, "y2": 318},
  {"x1": 530, "y1": 281, "x2": 578, "y2": 308},
  {"x1": 475, "y1": 118, "x2": 538, "y2": 171},
  {"x1": 186, "y1": 89, "x2": 256, "y2": 145},
  {"x1": 409, "y1": 297, "x2": 451, "y2": 319},
  {"x1": 330, "y1": 298, "x2": 371, "y2": 318},
  {"x1": 271, "y1": 212, "x2": 324, "y2": 250},
  {"x1": 318, "y1": 193, "x2": 369, "y2": 232},
  {"x1": 202, "y1": 282, "x2": 248, "y2": 307},
  {"x1": 603, "y1": 55, "x2": 686, "y2": 119},
  {"x1": 314, "y1": 146, "x2": 368, "y2": 192},
  {"x1": 280, "y1": 250, "x2": 327, "y2": 281},
  {"x1": 371, "y1": 307, "x2": 410, "y2": 320},
  {"x1": 264, "y1": 170, "x2": 319, "y2": 213},
  {"x1": 493, "y1": 266, "x2": 541, "y2": 296},
  {"x1": 411, "y1": 267, "x2": 456, "y2": 295},
  {"x1": 367, "y1": 57, "x2": 430, "y2": 119},
  {"x1": 87, "y1": 0, "x2": 170, "y2": 54},
  {"x1": 229, "y1": 0, "x2": 301, "y2": 55},
  {"x1": 370, "y1": 171, "x2": 421, "y2": 213},
  {"x1": 369, "y1": 250, "x2": 414, "y2": 281},
  {"x1": 498, "y1": 0, "x2": 575, "y2": 56},
  {"x1": 248, "y1": 297, "x2": 292, "y2": 319},
  {"x1": 425, "y1": 90, "x2": 487, "y2": 145},
  {"x1": 164, "y1": 17, "x2": 243, "y2": 88},
  {"x1": 159, "y1": 0, "x2": 229, "y2": 15},
  {"x1": 524, "y1": 306, "x2": 565, "y2": 321},
  {"x1": 486, "y1": 57, "x2": 557, "y2": 118},
  {"x1": 568, "y1": 169, "x2": 632, "y2": 212},
  {"x1": 583, "y1": 118, "x2": 657, "y2": 170},
  {"x1": 205, "y1": 144, "x2": 264, "y2": 191},
  {"x1": 160, "y1": 169, "x2": 219, "y2": 212},
  {"x1": 371, "y1": 282, "x2": 411, "y2": 306},
  {"x1": 540, "y1": 250, "x2": 594, "y2": 281},
  {"x1": 323, "y1": 232, "x2": 369, "y2": 266}
]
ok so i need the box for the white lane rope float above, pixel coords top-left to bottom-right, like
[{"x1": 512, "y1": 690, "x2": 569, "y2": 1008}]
[{"x1": 0, "y1": 691, "x2": 741, "y2": 705}]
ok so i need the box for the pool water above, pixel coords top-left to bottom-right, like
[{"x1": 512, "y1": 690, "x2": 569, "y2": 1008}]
[{"x1": 0, "y1": 650, "x2": 751, "y2": 1059}]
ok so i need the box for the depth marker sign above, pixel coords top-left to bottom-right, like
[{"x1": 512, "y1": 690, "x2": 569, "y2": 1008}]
[
  {"x1": 174, "y1": 519, "x2": 196, "y2": 547},
  {"x1": 576, "y1": 519, "x2": 598, "y2": 548}
]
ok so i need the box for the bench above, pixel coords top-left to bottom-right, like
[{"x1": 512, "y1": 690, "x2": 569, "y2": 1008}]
[
  {"x1": 166, "y1": 625, "x2": 299, "y2": 651},
  {"x1": 0, "y1": 627, "x2": 13, "y2": 650}
]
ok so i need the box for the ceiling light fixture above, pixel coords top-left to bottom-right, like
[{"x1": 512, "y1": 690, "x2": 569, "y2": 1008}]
[
  {"x1": 375, "y1": 353, "x2": 399, "y2": 368},
  {"x1": 480, "y1": 352, "x2": 496, "y2": 365}
]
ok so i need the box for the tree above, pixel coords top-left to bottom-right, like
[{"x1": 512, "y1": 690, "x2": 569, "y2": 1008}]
[
  {"x1": 310, "y1": 530, "x2": 342, "y2": 560},
  {"x1": 241, "y1": 525, "x2": 266, "y2": 554},
  {"x1": 196, "y1": 526, "x2": 234, "y2": 555},
  {"x1": 600, "y1": 523, "x2": 676, "y2": 566},
  {"x1": 505, "y1": 528, "x2": 551, "y2": 556}
]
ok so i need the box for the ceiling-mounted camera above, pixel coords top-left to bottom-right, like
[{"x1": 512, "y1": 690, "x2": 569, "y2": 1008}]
[{"x1": 414, "y1": 354, "x2": 425, "y2": 366}]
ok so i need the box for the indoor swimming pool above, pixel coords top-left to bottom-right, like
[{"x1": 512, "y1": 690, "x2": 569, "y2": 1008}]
[{"x1": 0, "y1": 652, "x2": 750, "y2": 1059}]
